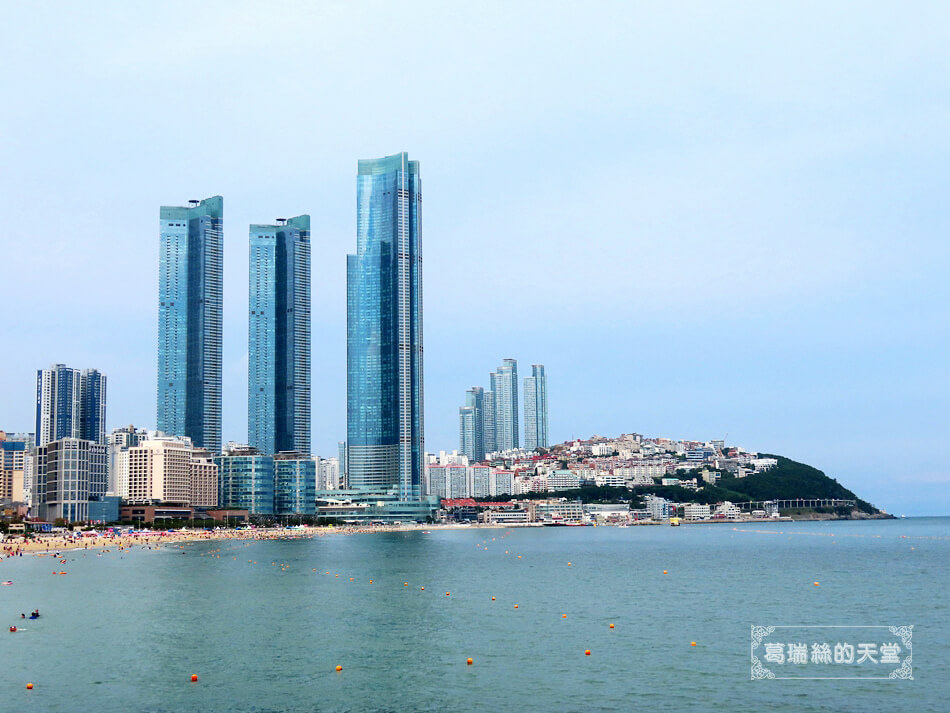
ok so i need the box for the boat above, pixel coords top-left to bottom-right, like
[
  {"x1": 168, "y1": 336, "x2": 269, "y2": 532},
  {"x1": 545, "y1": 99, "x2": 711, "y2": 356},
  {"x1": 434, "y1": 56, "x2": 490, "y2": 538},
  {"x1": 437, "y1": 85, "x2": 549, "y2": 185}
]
[{"x1": 669, "y1": 517, "x2": 681, "y2": 526}]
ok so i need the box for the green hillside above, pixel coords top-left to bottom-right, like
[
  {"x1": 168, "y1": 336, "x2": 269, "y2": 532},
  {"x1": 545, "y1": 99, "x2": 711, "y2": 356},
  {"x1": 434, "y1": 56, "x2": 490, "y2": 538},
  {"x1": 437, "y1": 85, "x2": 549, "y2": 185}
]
[{"x1": 717, "y1": 455, "x2": 878, "y2": 514}]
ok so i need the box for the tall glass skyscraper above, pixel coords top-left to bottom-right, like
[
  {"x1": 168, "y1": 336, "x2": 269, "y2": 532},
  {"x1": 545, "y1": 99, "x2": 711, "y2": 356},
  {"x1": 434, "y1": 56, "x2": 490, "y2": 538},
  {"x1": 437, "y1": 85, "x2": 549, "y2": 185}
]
[
  {"x1": 524, "y1": 364, "x2": 548, "y2": 450},
  {"x1": 248, "y1": 216, "x2": 311, "y2": 456},
  {"x1": 157, "y1": 196, "x2": 223, "y2": 453},
  {"x1": 36, "y1": 364, "x2": 107, "y2": 447},
  {"x1": 459, "y1": 386, "x2": 485, "y2": 462},
  {"x1": 346, "y1": 152, "x2": 424, "y2": 500},
  {"x1": 490, "y1": 358, "x2": 519, "y2": 452}
]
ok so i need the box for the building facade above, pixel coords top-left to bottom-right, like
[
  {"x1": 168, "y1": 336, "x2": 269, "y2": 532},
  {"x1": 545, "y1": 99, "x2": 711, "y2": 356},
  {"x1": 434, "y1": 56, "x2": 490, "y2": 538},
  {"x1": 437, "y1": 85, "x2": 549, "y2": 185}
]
[
  {"x1": 523, "y1": 364, "x2": 548, "y2": 451},
  {"x1": 157, "y1": 196, "x2": 223, "y2": 453},
  {"x1": 459, "y1": 386, "x2": 485, "y2": 463},
  {"x1": 34, "y1": 438, "x2": 107, "y2": 522},
  {"x1": 0, "y1": 435, "x2": 27, "y2": 503},
  {"x1": 274, "y1": 451, "x2": 316, "y2": 516},
  {"x1": 216, "y1": 446, "x2": 275, "y2": 516},
  {"x1": 248, "y1": 216, "x2": 311, "y2": 455},
  {"x1": 346, "y1": 153, "x2": 424, "y2": 500},
  {"x1": 36, "y1": 364, "x2": 106, "y2": 447},
  {"x1": 107, "y1": 425, "x2": 148, "y2": 495},
  {"x1": 490, "y1": 359, "x2": 518, "y2": 452}
]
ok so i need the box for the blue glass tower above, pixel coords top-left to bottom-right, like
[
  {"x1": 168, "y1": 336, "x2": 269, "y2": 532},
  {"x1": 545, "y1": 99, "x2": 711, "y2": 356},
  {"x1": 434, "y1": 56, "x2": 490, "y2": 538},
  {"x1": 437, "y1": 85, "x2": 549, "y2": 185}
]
[
  {"x1": 248, "y1": 216, "x2": 311, "y2": 456},
  {"x1": 157, "y1": 196, "x2": 223, "y2": 453},
  {"x1": 346, "y1": 152, "x2": 424, "y2": 500},
  {"x1": 36, "y1": 364, "x2": 107, "y2": 447}
]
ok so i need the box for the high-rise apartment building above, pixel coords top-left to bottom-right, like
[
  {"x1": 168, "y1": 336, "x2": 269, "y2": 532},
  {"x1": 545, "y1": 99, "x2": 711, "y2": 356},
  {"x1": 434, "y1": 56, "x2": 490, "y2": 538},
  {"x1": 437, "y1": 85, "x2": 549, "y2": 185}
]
[
  {"x1": 0, "y1": 433, "x2": 28, "y2": 503},
  {"x1": 157, "y1": 196, "x2": 223, "y2": 453},
  {"x1": 523, "y1": 364, "x2": 548, "y2": 450},
  {"x1": 459, "y1": 386, "x2": 486, "y2": 463},
  {"x1": 346, "y1": 153, "x2": 424, "y2": 500},
  {"x1": 248, "y1": 216, "x2": 311, "y2": 455},
  {"x1": 34, "y1": 438, "x2": 107, "y2": 522},
  {"x1": 482, "y1": 390, "x2": 495, "y2": 456},
  {"x1": 107, "y1": 425, "x2": 148, "y2": 495},
  {"x1": 459, "y1": 406, "x2": 477, "y2": 464},
  {"x1": 490, "y1": 359, "x2": 519, "y2": 452},
  {"x1": 117, "y1": 434, "x2": 218, "y2": 507},
  {"x1": 318, "y1": 456, "x2": 341, "y2": 490},
  {"x1": 36, "y1": 365, "x2": 106, "y2": 447}
]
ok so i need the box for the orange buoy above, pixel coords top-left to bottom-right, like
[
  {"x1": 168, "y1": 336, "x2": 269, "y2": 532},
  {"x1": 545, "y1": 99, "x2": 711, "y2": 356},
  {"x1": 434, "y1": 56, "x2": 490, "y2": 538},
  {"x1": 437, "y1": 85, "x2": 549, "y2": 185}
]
[
  {"x1": 369, "y1": 580, "x2": 373, "y2": 584},
  {"x1": 585, "y1": 649, "x2": 591, "y2": 656},
  {"x1": 191, "y1": 674, "x2": 198, "y2": 682},
  {"x1": 691, "y1": 641, "x2": 697, "y2": 646},
  {"x1": 466, "y1": 658, "x2": 473, "y2": 665},
  {"x1": 445, "y1": 592, "x2": 450, "y2": 596},
  {"x1": 514, "y1": 604, "x2": 519, "y2": 609},
  {"x1": 491, "y1": 596, "x2": 496, "y2": 601},
  {"x1": 350, "y1": 577, "x2": 354, "y2": 581},
  {"x1": 814, "y1": 582, "x2": 820, "y2": 586},
  {"x1": 567, "y1": 562, "x2": 571, "y2": 566},
  {"x1": 562, "y1": 614, "x2": 567, "y2": 618},
  {"x1": 26, "y1": 683, "x2": 33, "y2": 690},
  {"x1": 663, "y1": 570, "x2": 668, "y2": 574},
  {"x1": 517, "y1": 555, "x2": 522, "y2": 559},
  {"x1": 609, "y1": 623, "x2": 615, "y2": 629},
  {"x1": 335, "y1": 665, "x2": 342, "y2": 672}
]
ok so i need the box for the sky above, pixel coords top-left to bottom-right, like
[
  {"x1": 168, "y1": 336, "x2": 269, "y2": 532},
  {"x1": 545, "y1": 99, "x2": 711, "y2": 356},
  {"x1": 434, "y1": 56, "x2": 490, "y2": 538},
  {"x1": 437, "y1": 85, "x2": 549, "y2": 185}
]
[{"x1": 1, "y1": 1, "x2": 947, "y2": 515}]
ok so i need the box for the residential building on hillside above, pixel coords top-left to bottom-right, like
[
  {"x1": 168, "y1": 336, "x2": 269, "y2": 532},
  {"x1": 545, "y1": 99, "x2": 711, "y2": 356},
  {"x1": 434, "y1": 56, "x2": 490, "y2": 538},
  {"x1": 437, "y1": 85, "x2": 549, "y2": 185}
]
[{"x1": 523, "y1": 364, "x2": 548, "y2": 450}]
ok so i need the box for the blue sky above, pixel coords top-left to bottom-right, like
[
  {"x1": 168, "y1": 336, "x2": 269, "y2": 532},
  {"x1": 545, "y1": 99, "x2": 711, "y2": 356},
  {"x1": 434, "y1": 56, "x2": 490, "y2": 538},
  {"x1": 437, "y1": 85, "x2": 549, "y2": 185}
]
[{"x1": 1, "y1": 1, "x2": 947, "y2": 514}]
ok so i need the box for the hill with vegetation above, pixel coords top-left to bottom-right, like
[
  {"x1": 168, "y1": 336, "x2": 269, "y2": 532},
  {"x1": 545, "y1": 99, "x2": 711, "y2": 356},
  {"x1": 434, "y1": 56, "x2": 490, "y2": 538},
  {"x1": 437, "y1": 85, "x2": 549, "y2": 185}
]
[{"x1": 477, "y1": 455, "x2": 882, "y2": 515}]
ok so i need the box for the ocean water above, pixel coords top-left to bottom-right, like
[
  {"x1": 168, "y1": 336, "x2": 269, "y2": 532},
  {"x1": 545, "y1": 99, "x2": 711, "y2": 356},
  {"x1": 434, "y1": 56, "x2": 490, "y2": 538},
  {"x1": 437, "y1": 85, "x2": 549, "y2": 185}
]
[{"x1": 1, "y1": 517, "x2": 947, "y2": 713}]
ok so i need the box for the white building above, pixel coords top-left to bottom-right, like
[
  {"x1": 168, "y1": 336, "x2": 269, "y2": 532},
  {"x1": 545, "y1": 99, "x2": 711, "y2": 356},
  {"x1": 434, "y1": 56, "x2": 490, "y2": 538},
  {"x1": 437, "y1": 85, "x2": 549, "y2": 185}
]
[
  {"x1": 491, "y1": 469, "x2": 514, "y2": 497},
  {"x1": 683, "y1": 503, "x2": 711, "y2": 520},
  {"x1": 714, "y1": 501, "x2": 742, "y2": 519},
  {"x1": 595, "y1": 473, "x2": 627, "y2": 488},
  {"x1": 317, "y1": 457, "x2": 341, "y2": 490},
  {"x1": 120, "y1": 435, "x2": 218, "y2": 507},
  {"x1": 107, "y1": 425, "x2": 148, "y2": 496}
]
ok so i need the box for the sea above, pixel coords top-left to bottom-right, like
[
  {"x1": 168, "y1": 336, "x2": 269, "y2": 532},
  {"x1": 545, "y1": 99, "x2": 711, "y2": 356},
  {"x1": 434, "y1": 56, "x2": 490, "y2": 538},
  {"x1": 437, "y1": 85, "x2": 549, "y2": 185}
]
[{"x1": 1, "y1": 517, "x2": 947, "y2": 713}]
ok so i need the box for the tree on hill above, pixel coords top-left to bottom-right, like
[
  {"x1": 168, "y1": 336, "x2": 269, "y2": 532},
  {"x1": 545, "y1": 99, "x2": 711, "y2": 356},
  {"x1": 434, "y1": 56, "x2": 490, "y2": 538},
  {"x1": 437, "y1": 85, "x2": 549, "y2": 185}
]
[{"x1": 718, "y1": 455, "x2": 877, "y2": 513}]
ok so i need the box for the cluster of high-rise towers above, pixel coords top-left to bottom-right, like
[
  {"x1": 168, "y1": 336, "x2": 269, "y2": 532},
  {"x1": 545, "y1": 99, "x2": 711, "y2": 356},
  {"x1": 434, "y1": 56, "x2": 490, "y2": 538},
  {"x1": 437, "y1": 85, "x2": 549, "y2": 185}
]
[
  {"x1": 459, "y1": 360, "x2": 548, "y2": 463},
  {"x1": 157, "y1": 152, "x2": 424, "y2": 501}
]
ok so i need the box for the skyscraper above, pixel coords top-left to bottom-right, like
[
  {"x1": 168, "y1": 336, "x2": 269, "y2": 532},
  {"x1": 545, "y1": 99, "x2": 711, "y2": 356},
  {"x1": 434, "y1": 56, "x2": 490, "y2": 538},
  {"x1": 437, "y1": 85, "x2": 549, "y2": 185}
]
[
  {"x1": 36, "y1": 364, "x2": 107, "y2": 447},
  {"x1": 346, "y1": 152, "x2": 424, "y2": 500},
  {"x1": 157, "y1": 196, "x2": 223, "y2": 453},
  {"x1": 459, "y1": 406, "x2": 477, "y2": 463},
  {"x1": 524, "y1": 364, "x2": 548, "y2": 450},
  {"x1": 459, "y1": 386, "x2": 486, "y2": 462},
  {"x1": 482, "y1": 390, "x2": 495, "y2": 456},
  {"x1": 248, "y1": 216, "x2": 311, "y2": 456},
  {"x1": 490, "y1": 358, "x2": 519, "y2": 452}
]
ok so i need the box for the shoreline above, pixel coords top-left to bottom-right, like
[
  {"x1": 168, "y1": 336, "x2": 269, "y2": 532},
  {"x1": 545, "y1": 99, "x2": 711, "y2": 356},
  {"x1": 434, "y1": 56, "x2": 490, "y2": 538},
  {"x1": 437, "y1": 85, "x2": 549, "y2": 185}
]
[{"x1": 0, "y1": 512, "x2": 896, "y2": 557}]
